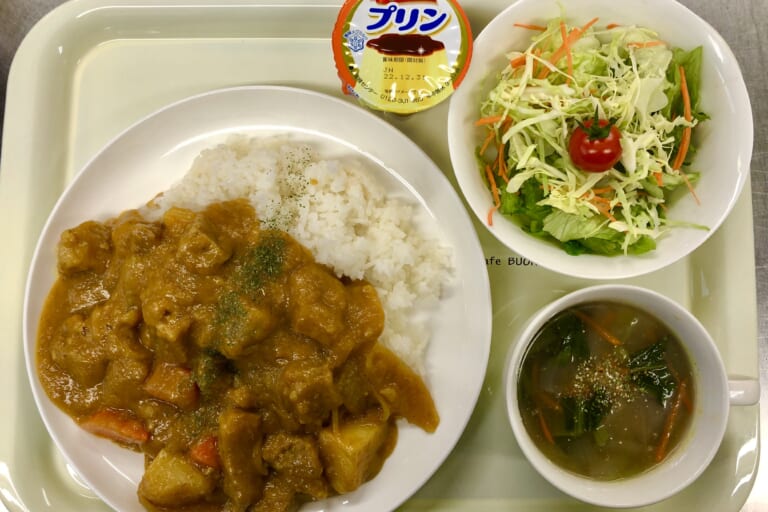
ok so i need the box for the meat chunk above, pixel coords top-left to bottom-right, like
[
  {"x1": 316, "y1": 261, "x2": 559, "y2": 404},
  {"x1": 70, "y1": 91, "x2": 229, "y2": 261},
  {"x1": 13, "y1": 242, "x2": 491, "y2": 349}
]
[
  {"x1": 101, "y1": 357, "x2": 152, "y2": 407},
  {"x1": 249, "y1": 476, "x2": 296, "y2": 512},
  {"x1": 138, "y1": 449, "x2": 215, "y2": 507},
  {"x1": 345, "y1": 281, "x2": 385, "y2": 343},
  {"x1": 218, "y1": 408, "x2": 265, "y2": 509},
  {"x1": 214, "y1": 294, "x2": 277, "y2": 359},
  {"x1": 49, "y1": 314, "x2": 108, "y2": 387},
  {"x1": 279, "y1": 360, "x2": 340, "y2": 428},
  {"x1": 287, "y1": 264, "x2": 347, "y2": 347},
  {"x1": 57, "y1": 221, "x2": 112, "y2": 275},
  {"x1": 143, "y1": 363, "x2": 199, "y2": 410},
  {"x1": 142, "y1": 293, "x2": 192, "y2": 342},
  {"x1": 110, "y1": 212, "x2": 161, "y2": 256},
  {"x1": 262, "y1": 432, "x2": 328, "y2": 499},
  {"x1": 176, "y1": 213, "x2": 233, "y2": 275}
]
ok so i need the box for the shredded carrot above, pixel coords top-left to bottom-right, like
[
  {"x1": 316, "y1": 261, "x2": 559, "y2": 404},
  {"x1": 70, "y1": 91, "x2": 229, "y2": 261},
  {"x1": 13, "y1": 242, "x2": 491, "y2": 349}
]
[
  {"x1": 496, "y1": 141, "x2": 511, "y2": 183},
  {"x1": 606, "y1": 23, "x2": 621, "y2": 29},
  {"x1": 560, "y1": 21, "x2": 574, "y2": 83},
  {"x1": 475, "y1": 115, "x2": 505, "y2": 126},
  {"x1": 487, "y1": 205, "x2": 498, "y2": 226},
  {"x1": 654, "y1": 171, "x2": 664, "y2": 187},
  {"x1": 500, "y1": 117, "x2": 514, "y2": 138},
  {"x1": 574, "y1": 310, "x2": 622, "y2": 346},
  {"x1": 680, "y1": 66, "x2": 692, "y2": 122},
  {"x1": 590, "y1": 186, "x2": 614, "y2": 195},
  {"x1": 531, "y1": 47, "x2": 542, "y2": 76},
  {"x1": 578, "y1": 17, "x2": 600, "y2": 36},
  {"x1": 680, "y1": 170, "x2": 701, "y2": 205},
  {"x1": 670, "y1": 65, "x2": 700, "y2": 204},
  {"x1": 514, "y1": 22, "x2": 547, "y2": 31},
  {"x1": 672, "y1": 126, "x2": 692, "y2": 170},
  {"x1": 498, "y1": 155, "x2": 510, "y2": 183},
  {"x1": 485, "y1": 164, "x2": 500, "y2": 204},
  {"x1": 510, "y1": 54, "x2": 528, "y2": 68},
  {"x1": 627, "y1": 40, "x2": 666, "y2": 49},
  {"x1": 672, "y1": 65, "x2": 692, "y2": 170},
  {"x1": 655, "y1": 380, "x2": 687, "y2": 462},
  {"x1": 485, "y1": 164, "x2": 501, "y2": 226},
  {"x1": 538, "y1": 410, "x2": 555, "y2": 444},
  {"x1": 538, "y1": 18, "x2": 598, "y2": 79},
  {"x1": 591, "y1": 201, "x2": 617, "y2": 222},
  {"x1": 479, "y1": 129, "x2": 495, "y2": 156},
  {"x1": 589, "y1": 195, "x2": 613, "y2": 205}
]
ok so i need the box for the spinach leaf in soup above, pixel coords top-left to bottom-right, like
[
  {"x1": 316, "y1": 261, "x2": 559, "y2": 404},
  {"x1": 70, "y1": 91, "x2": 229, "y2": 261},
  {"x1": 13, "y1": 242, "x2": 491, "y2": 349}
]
[
  {"x1": 629, "y1": 339, "x2": 677, "y2": 407},
  {"x1": 548, "y1": 311, "x2": 589, "y2": 365}
]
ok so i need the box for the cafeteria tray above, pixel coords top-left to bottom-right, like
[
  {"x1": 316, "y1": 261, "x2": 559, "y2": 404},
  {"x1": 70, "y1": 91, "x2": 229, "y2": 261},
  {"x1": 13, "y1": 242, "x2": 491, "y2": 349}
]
[{"x1": 0, "y1": 1, "x2": 759, "y2": 510}]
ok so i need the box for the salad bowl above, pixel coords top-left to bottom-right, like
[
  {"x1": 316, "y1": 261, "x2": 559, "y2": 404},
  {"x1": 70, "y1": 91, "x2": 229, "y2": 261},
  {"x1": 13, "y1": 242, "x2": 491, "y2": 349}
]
[{"x1": 447, "y1": 0, "x2": 752, "y2": 280}]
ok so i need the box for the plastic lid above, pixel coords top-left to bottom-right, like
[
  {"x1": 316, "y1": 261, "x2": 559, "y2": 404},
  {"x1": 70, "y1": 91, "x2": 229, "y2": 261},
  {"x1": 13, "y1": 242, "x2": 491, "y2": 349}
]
[{"x1": 332, "y1": 0, "x2": 473, "y2": 115}]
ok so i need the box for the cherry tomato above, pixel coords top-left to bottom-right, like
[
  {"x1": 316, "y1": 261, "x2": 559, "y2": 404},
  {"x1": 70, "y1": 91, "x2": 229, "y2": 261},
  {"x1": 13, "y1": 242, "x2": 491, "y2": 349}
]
[{"x1": 568, "y1": 119, "x2": 623, "y2": 173}]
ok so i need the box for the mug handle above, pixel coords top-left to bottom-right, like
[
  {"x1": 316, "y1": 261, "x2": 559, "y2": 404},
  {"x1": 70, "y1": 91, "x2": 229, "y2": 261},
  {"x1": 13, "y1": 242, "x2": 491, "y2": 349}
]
[{"x1": 728, "y1": 376, "x2": 761, "y2": 406}]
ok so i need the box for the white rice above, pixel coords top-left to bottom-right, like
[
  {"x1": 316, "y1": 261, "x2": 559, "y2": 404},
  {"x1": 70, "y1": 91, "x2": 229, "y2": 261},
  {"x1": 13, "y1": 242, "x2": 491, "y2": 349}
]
[{"x1": 143, "y1": 134, "x2": 453, "y2": 371}]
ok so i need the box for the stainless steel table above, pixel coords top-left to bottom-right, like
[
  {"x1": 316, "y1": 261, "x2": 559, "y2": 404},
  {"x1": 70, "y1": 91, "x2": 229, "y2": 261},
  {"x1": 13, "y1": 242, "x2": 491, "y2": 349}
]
[{"x1": 1, "y1": 0, "x2": 765, "y2": 510}]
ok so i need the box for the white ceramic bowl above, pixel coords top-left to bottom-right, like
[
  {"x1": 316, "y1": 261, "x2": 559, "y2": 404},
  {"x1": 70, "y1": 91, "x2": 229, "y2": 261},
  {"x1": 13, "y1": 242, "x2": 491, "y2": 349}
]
[
  {"x1": 503, "y1": 284, "x2": 760, "y2": 508},
  {"x1": 447, "y1": 0, "x2": 753, "y2": 280}
]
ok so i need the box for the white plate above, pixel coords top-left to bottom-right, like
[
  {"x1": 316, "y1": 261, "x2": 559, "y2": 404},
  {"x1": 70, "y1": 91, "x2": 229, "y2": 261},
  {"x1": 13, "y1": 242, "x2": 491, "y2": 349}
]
[
  {"x1": 447, "y1": 0, "x2": 753, "y2": 280},
  {"x1": 22, "y1": 85, "x2": 492, "y2": 512}
]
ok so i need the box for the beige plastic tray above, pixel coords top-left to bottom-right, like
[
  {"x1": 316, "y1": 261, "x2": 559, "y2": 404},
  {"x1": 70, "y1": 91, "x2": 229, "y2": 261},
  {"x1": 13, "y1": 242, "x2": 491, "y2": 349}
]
[{"x1": 0, "y1": 1, "x2": 759, "y2": 510}]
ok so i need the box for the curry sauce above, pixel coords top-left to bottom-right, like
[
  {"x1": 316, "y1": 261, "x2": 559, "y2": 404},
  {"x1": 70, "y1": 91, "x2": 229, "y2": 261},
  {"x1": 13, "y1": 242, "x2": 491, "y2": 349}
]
[{"x1": 37, "y1": 199, "x2": 439, "y2": 512}]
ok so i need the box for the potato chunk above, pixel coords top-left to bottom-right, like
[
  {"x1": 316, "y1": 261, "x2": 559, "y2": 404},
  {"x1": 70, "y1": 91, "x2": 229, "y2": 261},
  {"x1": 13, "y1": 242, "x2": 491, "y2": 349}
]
[
  {"x1": 138, "y1": 449, "x2": 215, "y2": 507},
  {"x1": 318, "y1": 415, "x2": 393, "y2": 494}
]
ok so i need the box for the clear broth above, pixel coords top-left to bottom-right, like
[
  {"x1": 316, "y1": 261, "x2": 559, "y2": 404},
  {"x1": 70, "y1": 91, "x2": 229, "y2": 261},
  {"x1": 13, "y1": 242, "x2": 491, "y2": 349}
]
[{"x1": 517, "y1": 301, "x2": 695, "y2": 480}]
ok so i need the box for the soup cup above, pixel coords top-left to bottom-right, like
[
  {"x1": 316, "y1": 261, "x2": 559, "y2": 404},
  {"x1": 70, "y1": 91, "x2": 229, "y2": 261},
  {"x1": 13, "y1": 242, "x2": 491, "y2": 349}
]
[{"x1": 503, "y1": 284, "x2": 759, "y2": 508}]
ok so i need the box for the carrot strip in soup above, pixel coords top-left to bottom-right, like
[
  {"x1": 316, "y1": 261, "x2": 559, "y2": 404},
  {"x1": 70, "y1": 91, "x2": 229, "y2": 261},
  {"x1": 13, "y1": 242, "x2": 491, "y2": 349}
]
[
  {"x1": 538, "y1": 411, "x2": 555, "y2": 444},
  {"x1": 574, "y1": 310, "x2": 623, "y2": 346},
  {"x1": 655, "y1": 380, "x2": 688, "y2": 462}
]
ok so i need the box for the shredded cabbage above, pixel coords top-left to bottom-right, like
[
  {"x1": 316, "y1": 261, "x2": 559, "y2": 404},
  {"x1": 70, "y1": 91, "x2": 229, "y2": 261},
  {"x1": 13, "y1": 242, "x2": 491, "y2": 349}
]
[{"x1": 477, "y1": 15, "x2": 708, "y2": 256}]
